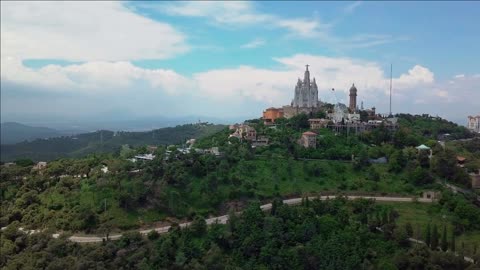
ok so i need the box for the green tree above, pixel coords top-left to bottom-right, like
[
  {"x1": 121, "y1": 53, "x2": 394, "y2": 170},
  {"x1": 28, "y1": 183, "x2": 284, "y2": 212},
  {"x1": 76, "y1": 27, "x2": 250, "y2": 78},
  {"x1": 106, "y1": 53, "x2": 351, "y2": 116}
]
[
  {"x1": 366, "y1": 166, "x2": 380, "y2": 182},
  {"x1": 450, "y1": 230, "x2": 456, "y2": 252},
  {"x1": 410, "y1": 166, "x2": 433, "y2": 186},
  {"x1": 314, "y1": 110, "x2": 327, "y2": 119},
  {"x1": 289, "y1": 113, "x2": 310, "y2": 130},
  {"x1": 425, "y1": 223, "x2": 431, "y2": 247},
  {"x1": 388, "y1": 150, "x2": 407, "y2": 172},
  {"x1": 431, "y1": 149, "x2": 457, "y2": 179},
  {"x1": 417, "y1": 150, "x2": 430, "y2": 168},
  {"x1": 441, "y1": 225, "x2": 448, "y2": 251},
  {"x1": 405, "y1": 222, "x2": 413, "y2": 238},
  {"x1": 353, "y1": 148, "x2": 370, "y2": 170},
  {"x1": 431, "y1": 224, "x2": 439, "y2": 250},
  {"x1": 394, "y1": 227, "x2": 409, "y2": 247},
  {"x1": 190, "y1": 216, "x2": 207, "y2": 237},
  {"x1": 15, "y1": 158, "x2": 34, "y2": 167}
]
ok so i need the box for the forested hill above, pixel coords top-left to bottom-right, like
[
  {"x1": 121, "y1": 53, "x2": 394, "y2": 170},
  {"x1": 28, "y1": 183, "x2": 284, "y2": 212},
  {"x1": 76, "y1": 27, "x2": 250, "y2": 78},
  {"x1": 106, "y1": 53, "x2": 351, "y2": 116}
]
[
  {"x1": 0, "y1": 122, "x2": 62, "y2": 144},
  {"x1": 396, "y1": 114, "x2": 473, "y2": 140},
  {"x1": 0, "y1": 123, "x2": 225, "y2": 161}
]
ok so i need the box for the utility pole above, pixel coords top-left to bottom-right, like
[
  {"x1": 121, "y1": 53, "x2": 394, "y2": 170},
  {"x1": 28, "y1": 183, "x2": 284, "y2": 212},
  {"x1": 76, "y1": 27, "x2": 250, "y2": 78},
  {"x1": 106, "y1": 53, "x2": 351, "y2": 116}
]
[{"x1": 389, "y1": 64, "x2": 393, "y2": 117}]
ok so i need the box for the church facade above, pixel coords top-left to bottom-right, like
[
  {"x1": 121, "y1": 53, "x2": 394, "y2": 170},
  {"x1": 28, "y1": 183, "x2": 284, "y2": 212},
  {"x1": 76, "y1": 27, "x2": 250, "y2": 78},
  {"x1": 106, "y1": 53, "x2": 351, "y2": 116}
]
[
  {"x1": 292, "y1": 65, "x2": 319, "y2": 108},
  {"x1": 283, "y1": 65, "x2": 322, "y2": 118}
]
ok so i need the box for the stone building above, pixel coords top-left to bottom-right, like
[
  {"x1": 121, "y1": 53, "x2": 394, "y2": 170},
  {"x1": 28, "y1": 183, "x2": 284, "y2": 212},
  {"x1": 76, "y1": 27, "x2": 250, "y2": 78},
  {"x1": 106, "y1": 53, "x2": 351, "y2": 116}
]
[
  {"x1": 471, "y1": 173, "x2": 480, "y2": 189},
  {"x1": 467, "y1": 115, "x2": 480, "y2": 133},
  {"x1": 292, "y1": 65, "x2": 319, "y2": 108},
  {"x1": 32, "y1": 161, "x2": 47, "y2": 171},
  {"x1": 299, "y1": 131, "x2": 317, "y2": 148},
  {"x1": 252, "y1": 136, "x2": 269, "y2": 148},
  {"x1": 422, "y1": 191, "x2": 440, "y2": 200},
  {"x1": 229, "y1": 124, "x2": 256, "y2": 141},
  {"x1": 308, "y1": 118, "x2": 329, "y2": 129},
  {"x1": 282, "y1": 65, "x2": 322, "y2": 118}
]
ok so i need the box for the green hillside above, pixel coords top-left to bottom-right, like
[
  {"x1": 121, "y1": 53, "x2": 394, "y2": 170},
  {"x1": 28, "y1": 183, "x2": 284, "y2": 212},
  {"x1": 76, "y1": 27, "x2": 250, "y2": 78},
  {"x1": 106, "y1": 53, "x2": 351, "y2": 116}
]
[
  {"x1": 1, "y1": 114, "x2": 479, "y2": 269},
  {"x1": 0, "y1": 123, "x2": 225, "y2": 161},
  {"x1": 0, "y1": 122, "x2": 61, "y2": 144}
]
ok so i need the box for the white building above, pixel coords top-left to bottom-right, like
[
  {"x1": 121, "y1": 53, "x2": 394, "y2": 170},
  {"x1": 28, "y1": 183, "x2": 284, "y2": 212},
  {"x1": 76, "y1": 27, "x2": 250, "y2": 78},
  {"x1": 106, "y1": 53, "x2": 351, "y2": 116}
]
[
  {"x1": 328, "y1": 103, "x2": 349, "y2": 123},
  {"x1": 134, "y1": 153, "x2": 156, "y2": 161},
  {"x1": 467, "y1": 115, "x2": 480, "y2": 133}
]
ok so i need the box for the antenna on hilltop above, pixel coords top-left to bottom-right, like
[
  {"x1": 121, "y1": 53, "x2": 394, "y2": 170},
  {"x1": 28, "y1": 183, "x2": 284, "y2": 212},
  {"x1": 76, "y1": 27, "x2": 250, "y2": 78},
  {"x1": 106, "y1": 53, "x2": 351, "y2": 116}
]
[{"x1": 389, "y1": 63, "x2": 393, "y2": 117}]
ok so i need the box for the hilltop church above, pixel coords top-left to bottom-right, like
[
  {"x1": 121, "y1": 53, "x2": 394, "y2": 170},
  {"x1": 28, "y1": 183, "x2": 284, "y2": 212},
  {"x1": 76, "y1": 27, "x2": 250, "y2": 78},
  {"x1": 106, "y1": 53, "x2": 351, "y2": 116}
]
[
  {"x1": 263, "y1": 65, "x2": 360, "y2": 123},
  {"x1": 282, "y1": 65, "x2": 323, "y2": 118}
]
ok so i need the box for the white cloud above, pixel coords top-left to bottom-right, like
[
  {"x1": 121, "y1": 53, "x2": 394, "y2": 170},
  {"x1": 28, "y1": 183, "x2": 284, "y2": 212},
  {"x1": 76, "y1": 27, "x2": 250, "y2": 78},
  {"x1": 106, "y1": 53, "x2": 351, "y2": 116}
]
[
  {"x1": 2, "y1": 53, "x2": 437, "y2": 106},
  {"x1": 153, "y1": 1, "x2": 404, "y2": 49},
  {"x1": 393, "y1": 65, "x2": 434, "y2": 89},
  {"x1": 156, "y1": 1, "x2": 329, "y2": 39},
  {"x1": 4, "y1": 52, "x2": 478, "y2": 122},
  {"x1": 344, "y1": 1, "x2": 362, "y2": 14},
  {"x1": 241, "y1": 38, "x2": 266, "y2": 49},
  {"x1": 435, "y1": 89, "x2": 449, "y2": 98},
  {"x1": 454, "y1": 74, "x2": 465, "y2": 79},
  {"x1": 1, "y1": 1, "x2": 189, "y2": 61},
  {"x1": 1, "y1": 57, "x2": 193, "y2": 94}
]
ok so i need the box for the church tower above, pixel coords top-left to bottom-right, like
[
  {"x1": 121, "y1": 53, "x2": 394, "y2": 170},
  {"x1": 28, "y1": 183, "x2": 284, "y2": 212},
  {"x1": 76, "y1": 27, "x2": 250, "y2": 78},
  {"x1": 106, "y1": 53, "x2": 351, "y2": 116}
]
[
  {"x1": 292, "y1": 65, "x2": 319, "y2": 108},
  {"x1": 349, "y1": 83, "x2": 357, "y2": 112}
]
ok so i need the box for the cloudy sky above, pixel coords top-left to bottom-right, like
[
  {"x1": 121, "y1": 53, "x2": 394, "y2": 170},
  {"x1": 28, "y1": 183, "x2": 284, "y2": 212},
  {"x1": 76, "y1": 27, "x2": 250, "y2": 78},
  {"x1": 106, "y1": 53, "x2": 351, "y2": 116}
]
[{"x1": 1, "y1": 1, "x2": 479, "y2": 126}]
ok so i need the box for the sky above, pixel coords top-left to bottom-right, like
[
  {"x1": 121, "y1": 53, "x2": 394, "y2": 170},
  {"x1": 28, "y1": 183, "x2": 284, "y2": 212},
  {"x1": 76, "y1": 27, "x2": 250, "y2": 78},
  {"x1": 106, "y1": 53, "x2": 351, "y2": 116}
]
[{"x1": 1, "y1": 1, "x2": 479, "y2": 126}]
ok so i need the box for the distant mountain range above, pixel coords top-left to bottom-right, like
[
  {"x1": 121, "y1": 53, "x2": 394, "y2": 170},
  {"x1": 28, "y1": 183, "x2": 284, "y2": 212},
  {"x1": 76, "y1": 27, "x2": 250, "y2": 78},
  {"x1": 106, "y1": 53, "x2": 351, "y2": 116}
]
[
  {"x1": 1, "y1": 122, "x2": 64, "y2": 144},
  {"x1": 0, "y1": 123, "x2": 226, "y2": 162},
  {"x1": 3, "y1": 115, "x2": 248, "y2": 133}
]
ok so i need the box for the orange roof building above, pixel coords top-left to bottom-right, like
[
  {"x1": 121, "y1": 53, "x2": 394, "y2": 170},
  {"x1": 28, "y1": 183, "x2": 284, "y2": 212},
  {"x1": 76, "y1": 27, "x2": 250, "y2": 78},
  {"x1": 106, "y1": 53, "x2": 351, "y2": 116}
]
[{"x1": 263, "y1": 107, "x2": 284, "y2": 125}]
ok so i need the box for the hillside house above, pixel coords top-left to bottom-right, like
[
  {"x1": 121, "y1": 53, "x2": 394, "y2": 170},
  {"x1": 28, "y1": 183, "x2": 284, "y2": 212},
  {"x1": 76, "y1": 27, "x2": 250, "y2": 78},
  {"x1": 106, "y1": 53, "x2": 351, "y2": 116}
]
[
  {"x1": 299, "y1": 131, "x2": 317, "y2": 148},
  {"x1": 32, "y1": 161, "x2": 47, "y2": 171},
  {"x1": 471, "y1": 173, "x2": 480, "y2": 189}
]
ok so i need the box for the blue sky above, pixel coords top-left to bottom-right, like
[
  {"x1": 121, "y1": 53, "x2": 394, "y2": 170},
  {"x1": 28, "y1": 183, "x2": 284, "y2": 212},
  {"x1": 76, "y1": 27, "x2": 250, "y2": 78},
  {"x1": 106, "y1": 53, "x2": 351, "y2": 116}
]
[{"x1": 1, "y1": 1, "x2": 479, "y2": 126}]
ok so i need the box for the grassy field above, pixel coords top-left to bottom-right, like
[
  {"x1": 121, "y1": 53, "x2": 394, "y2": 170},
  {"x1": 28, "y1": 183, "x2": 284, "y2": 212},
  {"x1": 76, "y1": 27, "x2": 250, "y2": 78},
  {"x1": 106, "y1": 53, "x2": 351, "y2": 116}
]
[{"x1": 379, "y1": 201, "x2": 480, "y2": 257}]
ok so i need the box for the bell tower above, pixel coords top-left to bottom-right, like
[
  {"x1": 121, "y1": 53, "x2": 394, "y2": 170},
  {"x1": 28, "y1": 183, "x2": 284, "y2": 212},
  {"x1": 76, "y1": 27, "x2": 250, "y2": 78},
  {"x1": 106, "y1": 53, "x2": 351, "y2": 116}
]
[{"x1": 349, "y1": 83, "x2": 357, "y2": 112}]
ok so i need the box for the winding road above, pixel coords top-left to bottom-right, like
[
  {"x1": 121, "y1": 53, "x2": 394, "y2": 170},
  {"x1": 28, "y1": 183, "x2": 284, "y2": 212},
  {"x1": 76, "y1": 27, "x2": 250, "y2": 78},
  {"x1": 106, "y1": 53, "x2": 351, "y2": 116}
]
[{"x1": 63, "y1": 195, "x2": 433, "y2": 243}]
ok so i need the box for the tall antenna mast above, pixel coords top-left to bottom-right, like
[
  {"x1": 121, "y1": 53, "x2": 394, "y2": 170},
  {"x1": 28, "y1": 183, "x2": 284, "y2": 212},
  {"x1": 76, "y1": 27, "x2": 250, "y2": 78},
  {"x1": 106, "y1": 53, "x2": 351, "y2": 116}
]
[{"x1": 389, "y1": 63, "x2": 392, "y2": 117}]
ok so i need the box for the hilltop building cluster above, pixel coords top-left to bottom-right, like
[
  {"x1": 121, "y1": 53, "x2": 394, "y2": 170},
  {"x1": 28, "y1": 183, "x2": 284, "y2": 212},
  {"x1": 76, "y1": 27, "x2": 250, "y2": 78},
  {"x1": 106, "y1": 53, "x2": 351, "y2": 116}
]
[
  {"x1": 262, "y1": 65, "x2": 398, "y2": 135},
  {"x1": 263, "y1": 65, "x2": 323, "y2": 123}
]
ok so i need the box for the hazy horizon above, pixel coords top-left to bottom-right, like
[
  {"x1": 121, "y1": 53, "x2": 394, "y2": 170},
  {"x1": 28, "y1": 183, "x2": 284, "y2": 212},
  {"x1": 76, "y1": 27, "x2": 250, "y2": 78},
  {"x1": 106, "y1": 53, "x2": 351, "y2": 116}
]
[{"x1": 1, "y1": 1, "x2": 479, "y2": 127}]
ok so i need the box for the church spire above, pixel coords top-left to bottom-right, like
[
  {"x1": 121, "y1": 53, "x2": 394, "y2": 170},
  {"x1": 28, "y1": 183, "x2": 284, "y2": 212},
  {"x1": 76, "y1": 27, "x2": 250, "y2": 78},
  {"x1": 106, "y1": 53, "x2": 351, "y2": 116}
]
[{"x1": 304, "y1": 64, "x2": 310, "y2": 83}]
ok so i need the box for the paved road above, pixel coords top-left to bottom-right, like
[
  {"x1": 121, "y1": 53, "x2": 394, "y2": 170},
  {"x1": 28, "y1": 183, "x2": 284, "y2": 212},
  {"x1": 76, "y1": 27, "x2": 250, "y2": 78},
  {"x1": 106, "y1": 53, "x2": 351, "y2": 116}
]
[
  {"x1": 437, "y1": 181, "x2": 480, "y2": 202},
  {"x1": 64, "y1": 195, "x2": 432, "y2": 243}
]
